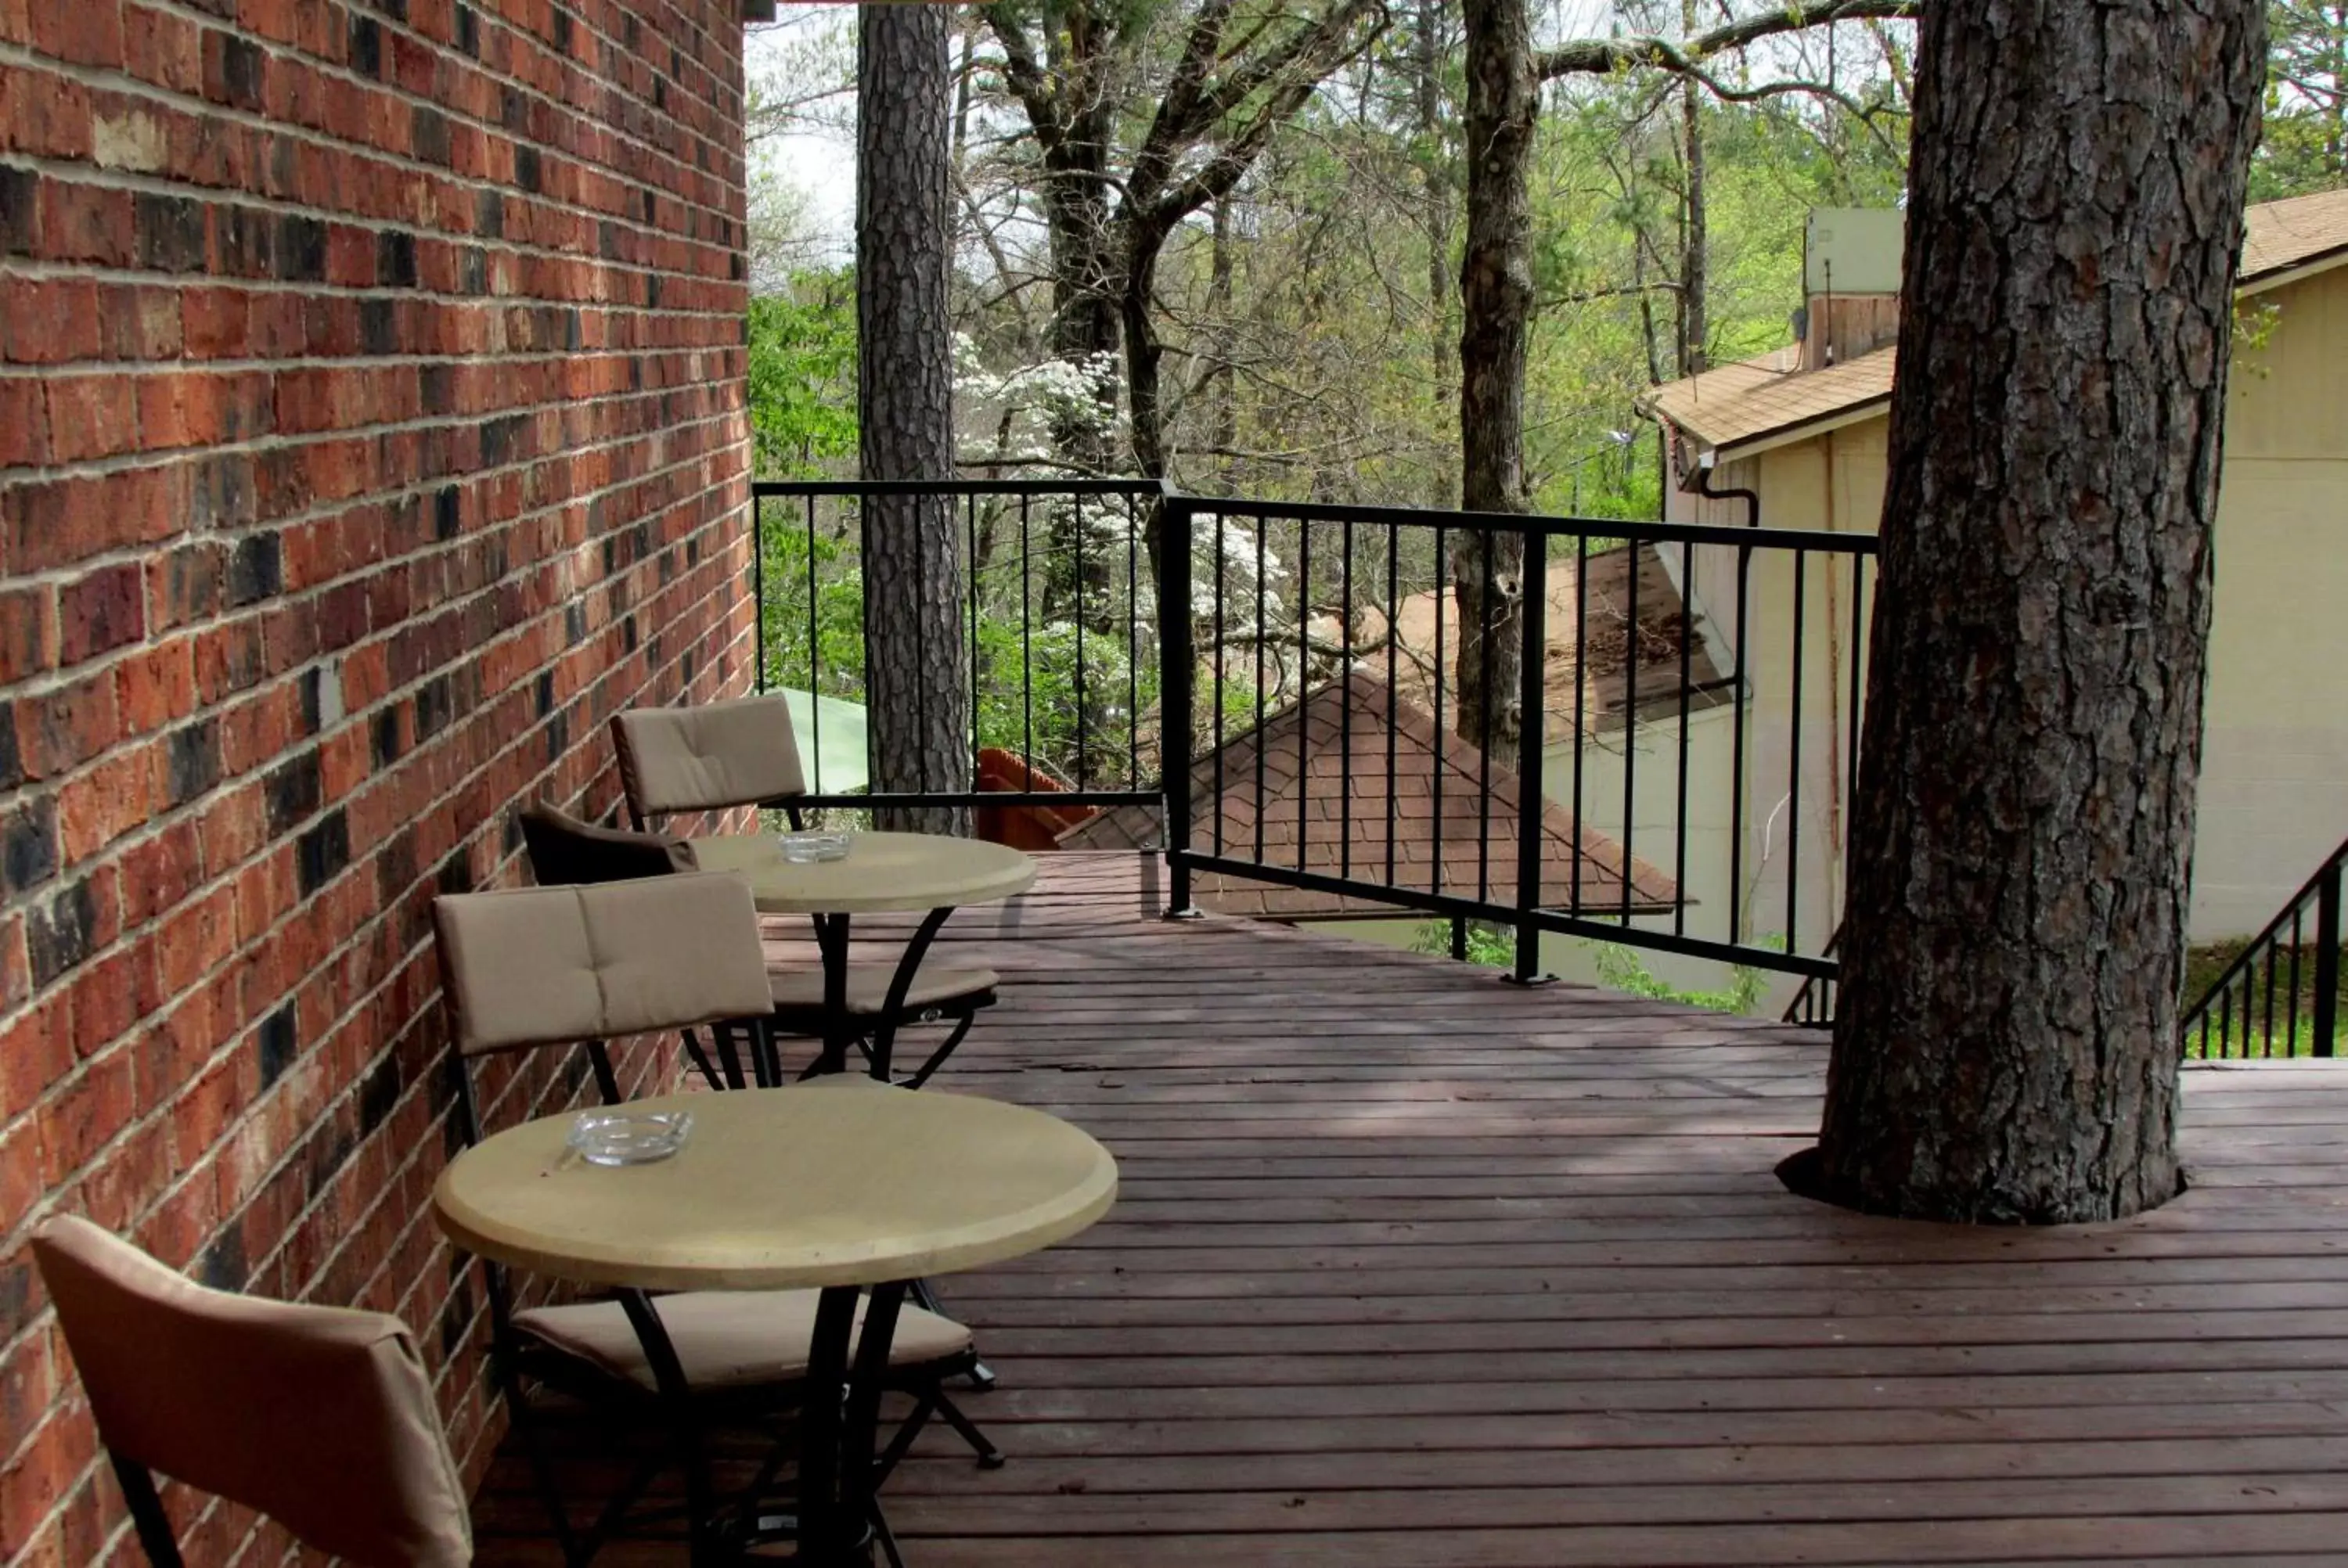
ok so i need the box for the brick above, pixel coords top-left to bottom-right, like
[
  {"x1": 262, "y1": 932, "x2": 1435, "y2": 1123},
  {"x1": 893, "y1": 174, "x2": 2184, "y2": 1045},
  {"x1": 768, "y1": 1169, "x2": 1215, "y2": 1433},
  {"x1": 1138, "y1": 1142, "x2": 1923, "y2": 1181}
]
[
  {"x1": 180, "y1": 286, "x2": 250, "y2": 357},
  {"x1": 0, "y1": 795, "x2": 57, "y2": 895},
  {"x1": 34, "y1": 179, "x2": 134, "y2": 265},
  {"x1": 57, "y1": 564, "x2": 145, "y2": 666},
  {"x1": 0, "y1": 166, "x2": 33, "y2": 255},
  {"x1": 0, "y1": 376, "x2": 43, "y2": 468},
  {"x1": 42, "y1": 376, "x2": 139, "y2": 464},
  {"x1": 149, "y1": 542, "x2": 225, "y2": 630},
  {"x1": 95, "y1": 282, "x2": 182, "y2": 359},
  {"x1": 226, "y1": 531, "x2": 282, "y2": 606},
  {"x1": 30, "y1": 0, "x2": 123, "y2": 68},
  {"x1": 0, "y1": 588, "x2": 53, "y2": 683},
  {"x1": 2, "y1": 277, "x2": 103, "y2": 365},
  {"x1": 14, "y1": 671, "x2": 118, "y2": 780},
  {"x1": 57, "y1": 746, "x2": 156, "y2": 862},
  {"x1": 113, "y1": 638, "x2": 198, "y2": 735},
  {"x1": 25, "y1": 877, "x2": 100, "y2": 987},
  {"x1": 132, "y1": 191, "x2": 208, "y2": 273},
  {"x1": 1, "y1": 464, "x2": 182, "y2": 570},
  {"x1": 87, "y1": 100, "x2": 167, "y2": 172}
]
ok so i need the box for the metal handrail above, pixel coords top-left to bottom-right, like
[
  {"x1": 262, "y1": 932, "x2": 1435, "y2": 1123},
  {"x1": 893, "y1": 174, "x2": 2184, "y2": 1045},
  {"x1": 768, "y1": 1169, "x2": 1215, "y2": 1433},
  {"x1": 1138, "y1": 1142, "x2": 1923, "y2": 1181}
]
[{"x1": 2180, "y1": 834, "x2": 2348, "y2": 1059}]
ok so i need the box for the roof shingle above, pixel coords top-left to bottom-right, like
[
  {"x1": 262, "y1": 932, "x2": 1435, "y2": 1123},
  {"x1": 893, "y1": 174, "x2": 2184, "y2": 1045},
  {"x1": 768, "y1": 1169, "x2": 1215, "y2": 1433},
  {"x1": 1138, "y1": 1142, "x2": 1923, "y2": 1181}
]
[
  {"x1": 1061, "y1": 671, "x2": 1679, "y2": 921},
  {"x1": 1645, "y1": 187, "x2": 2348, "y2": 459}
]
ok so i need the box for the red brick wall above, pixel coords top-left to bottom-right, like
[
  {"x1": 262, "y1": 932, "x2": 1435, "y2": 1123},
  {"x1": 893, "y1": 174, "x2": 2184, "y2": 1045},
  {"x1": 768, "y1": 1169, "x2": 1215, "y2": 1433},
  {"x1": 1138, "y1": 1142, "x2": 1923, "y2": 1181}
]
[{"x1": 0, "y1": 0, "x2": 755, "y2": 1558}]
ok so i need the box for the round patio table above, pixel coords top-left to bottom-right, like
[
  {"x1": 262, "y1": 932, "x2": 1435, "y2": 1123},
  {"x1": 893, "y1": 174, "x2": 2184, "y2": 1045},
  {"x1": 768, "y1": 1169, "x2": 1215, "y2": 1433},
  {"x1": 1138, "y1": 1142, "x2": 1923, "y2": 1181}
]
[
  {"x1": 434, "y1": 1084, "x2": 1118, "y2": 1566},
  {"x1": 686, "y1": 832, "x2": 1035, "y2": 1079}
]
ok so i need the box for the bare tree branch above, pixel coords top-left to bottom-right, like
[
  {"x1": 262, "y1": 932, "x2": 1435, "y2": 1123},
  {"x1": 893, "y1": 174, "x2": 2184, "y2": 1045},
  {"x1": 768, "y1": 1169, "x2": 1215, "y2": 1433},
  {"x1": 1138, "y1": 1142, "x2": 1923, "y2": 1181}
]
[{"x1": 1537, "y1": 0, "x2": 1921, "y2": 82}]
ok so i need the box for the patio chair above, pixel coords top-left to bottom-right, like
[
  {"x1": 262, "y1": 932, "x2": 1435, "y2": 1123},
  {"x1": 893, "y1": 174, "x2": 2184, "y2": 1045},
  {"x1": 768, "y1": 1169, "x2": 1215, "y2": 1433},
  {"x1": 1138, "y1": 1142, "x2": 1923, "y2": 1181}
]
[
  {"x1": 517, "y1": 800, "x2": 999, "y2": 1088},
  {"x1": 609, "y1": 692, "x2": 811, "y2": 833},
  {"x1": 432, "y1": 872, "x2": 1002, "y2": 1563},
  {"x1": 29, "y1": 1215, "x2": 473, "y2": 1568}
]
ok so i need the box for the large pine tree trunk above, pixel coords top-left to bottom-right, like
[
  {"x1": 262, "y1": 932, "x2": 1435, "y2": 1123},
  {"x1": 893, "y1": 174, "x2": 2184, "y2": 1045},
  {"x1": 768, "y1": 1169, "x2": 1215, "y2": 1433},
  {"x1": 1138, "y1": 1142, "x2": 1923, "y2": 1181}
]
[
  {"x1": 859, "y1": 5, "x2": 970, "y2": 837},
  {"x1": 1416, "y1": 0, "x2": 1457, "y2": 509},
  {"x1": 1453, "y1": 0, "x2": 1532, "y2": 768},
  {"x1": 1676, "y1": 0, "x2": 1707, "y2": 380},
  {"x1": 1810, "y1": 0, "x2": 2265, "y2": 1223}
]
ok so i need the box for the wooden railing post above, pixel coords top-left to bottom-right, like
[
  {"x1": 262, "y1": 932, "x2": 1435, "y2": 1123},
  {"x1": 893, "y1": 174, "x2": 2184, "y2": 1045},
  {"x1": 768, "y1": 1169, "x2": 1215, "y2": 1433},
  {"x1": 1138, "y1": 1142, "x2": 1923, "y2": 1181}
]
[
  {"x1": 1158, "y1": 492, "x2": 1198, "y2": 919},
  {"x1": 2314, "y1": 862, "x2": 2340, "y2": 1059}
]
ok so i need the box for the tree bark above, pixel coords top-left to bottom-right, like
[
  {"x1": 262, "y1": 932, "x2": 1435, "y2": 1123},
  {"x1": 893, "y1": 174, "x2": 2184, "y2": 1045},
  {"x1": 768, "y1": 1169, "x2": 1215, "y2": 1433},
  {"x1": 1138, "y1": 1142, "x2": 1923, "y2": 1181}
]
[
  {"x1": 1810, "y1": 0, "x2": 2265, "y2": 1223},
  {"x1": 1453, "y1": 0, "x2": 1532, "y2": 768},
  {"x1": 859, "y1": 5, "x2": 971, "y2": 837},
  {"x1": 1417, "y1": 0, "x2": 1458, "y2": 509},
  {"x1": 1676, "y1": 0, "x2": 1708, "y2": 378}
]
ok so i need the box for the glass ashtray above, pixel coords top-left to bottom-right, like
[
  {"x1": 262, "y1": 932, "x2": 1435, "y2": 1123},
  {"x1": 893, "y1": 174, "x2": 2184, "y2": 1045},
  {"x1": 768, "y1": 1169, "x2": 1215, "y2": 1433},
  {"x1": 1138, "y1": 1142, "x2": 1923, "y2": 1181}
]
[
  {"x1": 780, "y1": 831, "x2": 852, "y2": 864},
  {"x1": 567, "y1": 1109, "x2": 693, "y2": 1167}
]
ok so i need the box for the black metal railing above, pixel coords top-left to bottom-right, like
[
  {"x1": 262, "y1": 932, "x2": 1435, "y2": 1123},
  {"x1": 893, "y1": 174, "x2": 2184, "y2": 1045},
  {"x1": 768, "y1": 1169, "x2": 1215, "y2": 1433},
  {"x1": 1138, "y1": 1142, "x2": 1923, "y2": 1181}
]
[
  {"x1": 751, "y1": 479, "x2": 1167, "y2": 812},
  {"x1": 1158, "y1": 494, "x2": 1878, "y2": 986},
  {"x1": 2181, "y1": 835, "x2": 2347, "y2": 1059},
  {"x1": 1782, "y1": 925, "x2": 1839, "y2": 1028}
]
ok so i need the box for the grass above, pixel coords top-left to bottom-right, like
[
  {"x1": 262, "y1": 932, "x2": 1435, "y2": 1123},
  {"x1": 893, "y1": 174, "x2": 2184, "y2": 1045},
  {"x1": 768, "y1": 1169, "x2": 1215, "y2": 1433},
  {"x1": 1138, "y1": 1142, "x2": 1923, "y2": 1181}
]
[{"x1": 2183, "y1": 937, "x2": 2346, "y2": 1059}]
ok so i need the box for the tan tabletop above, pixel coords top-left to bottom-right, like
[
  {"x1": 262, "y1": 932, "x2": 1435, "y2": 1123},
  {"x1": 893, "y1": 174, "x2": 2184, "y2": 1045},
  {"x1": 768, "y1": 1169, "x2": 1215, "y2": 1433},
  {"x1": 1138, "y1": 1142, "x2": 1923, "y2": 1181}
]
[
  {"x1": 433, "y1": 1085, "x2": 1117, "y2": 1292},
  {"x1": 686, "y1": 831, "x2": 1036, "y2": 915}
]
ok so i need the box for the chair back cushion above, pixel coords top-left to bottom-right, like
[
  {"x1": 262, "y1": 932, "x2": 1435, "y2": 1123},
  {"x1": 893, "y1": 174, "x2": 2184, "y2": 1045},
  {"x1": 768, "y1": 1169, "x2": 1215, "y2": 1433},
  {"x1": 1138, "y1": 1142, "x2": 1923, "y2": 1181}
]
[
  {"x1": 434, "y1": 873, "x2": 773, "y2": 1055},
  {"x1": 610, "y1": 694, "x2": 805, "y2": 818},
  {"x1": 517, "y1": 800, "x2": 691, "y2": 886},
  {"x1": 31, "y1": 1216, "x2": 472, "y2": 1568}
]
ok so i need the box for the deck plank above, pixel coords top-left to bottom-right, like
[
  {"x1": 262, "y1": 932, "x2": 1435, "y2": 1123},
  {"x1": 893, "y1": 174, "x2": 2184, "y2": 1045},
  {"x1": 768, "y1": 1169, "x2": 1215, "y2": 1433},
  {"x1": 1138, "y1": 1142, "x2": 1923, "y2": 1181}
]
[{"x1": 472, "y1": 853, "x2": 2348, "y2": 1566}]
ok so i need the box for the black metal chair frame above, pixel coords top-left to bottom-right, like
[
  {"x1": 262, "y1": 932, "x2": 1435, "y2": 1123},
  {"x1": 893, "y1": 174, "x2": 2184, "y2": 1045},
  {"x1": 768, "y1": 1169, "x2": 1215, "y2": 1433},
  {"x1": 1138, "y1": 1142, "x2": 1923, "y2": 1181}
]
[
  {"x1": 604, "y1": 795, "x2": 998, "y2": 1090},
  {"x1": 451, "y1": 1018, "x2": 1001, "y2": 1568}
]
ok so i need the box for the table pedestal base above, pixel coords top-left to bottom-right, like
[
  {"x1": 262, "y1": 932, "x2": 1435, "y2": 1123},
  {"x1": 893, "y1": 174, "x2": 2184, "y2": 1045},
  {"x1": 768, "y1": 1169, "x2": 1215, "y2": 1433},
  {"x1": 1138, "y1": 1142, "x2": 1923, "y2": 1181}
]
[{"x1": 621, "y1": 1282, "x2": 909, "y2": 1568}]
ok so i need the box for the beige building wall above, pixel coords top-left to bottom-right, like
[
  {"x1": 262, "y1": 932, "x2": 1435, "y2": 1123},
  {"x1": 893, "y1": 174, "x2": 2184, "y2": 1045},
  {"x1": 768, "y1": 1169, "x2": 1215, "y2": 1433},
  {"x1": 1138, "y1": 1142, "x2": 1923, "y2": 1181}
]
[{"x1": 1672, "y1": 267, "x2": 2348, "y2": 950}]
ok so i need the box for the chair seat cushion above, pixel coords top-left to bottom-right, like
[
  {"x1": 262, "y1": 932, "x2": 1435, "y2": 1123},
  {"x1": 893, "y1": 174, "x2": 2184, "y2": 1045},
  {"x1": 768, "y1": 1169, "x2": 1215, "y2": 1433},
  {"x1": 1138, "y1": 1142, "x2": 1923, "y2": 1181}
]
[
  {"x1": 765, "y1": 964, "x2": 998, "y2": 1016},
  {"x1": 514, "y1": 1290, "x2": 972, "y2": 1392}
]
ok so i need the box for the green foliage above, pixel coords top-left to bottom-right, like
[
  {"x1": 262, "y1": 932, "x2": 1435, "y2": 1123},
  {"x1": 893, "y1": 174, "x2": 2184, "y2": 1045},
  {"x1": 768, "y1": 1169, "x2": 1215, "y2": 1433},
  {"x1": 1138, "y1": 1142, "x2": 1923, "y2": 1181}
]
[
  {"x1": 1586, "y1": 938, "x2": 1775, "y2": 1015},
  {"x1": 2251, "y1": 1, "x2": 2348, "y2": 199},
  {"x1": 746, "y1": 270, "x2": 857, "y2": 480},
  {"x1": 972, "y1": 615, "x2": 1158, "y2": 783},
  {"x1": 758, "y1": 504, "x2": 1162, "y2": 789},
  {"x1": 757, "y1": 522, "x2": 866, "y2": 696},
  {"x1": 1410, "y1": 920, "x2": 1516, "y2": 968}
]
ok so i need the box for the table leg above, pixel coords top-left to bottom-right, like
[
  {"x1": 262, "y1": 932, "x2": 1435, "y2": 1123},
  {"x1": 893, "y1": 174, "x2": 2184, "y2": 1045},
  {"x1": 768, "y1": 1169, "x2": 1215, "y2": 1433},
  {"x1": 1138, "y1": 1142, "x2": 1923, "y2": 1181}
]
[
  {"x1": 869, "y1": 908, "x2": 956, "y2": 1083},
  {"x1": 797, "y1": 1283, "x2": 905, "y2": 1566},
  {"x1": 616, "y1": 1292, "x2": 722, "y2": 1567},
  {"x1": 814, "y1": 912, "x2": 855, "y2": 1076}
]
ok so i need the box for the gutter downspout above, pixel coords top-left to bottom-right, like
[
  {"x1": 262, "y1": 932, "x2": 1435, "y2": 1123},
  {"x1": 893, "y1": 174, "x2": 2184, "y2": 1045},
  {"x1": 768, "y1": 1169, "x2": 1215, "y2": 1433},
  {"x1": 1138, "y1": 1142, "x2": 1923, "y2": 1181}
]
[{"x1": 1677, "y1": 433, "x2": 1760, "y2": 528}]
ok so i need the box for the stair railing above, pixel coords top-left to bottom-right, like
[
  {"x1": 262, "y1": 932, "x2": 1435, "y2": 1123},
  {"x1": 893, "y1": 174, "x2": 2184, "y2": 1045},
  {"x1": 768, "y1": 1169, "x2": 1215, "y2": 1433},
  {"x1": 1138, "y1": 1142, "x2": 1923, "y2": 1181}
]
[{"x1": 2181, "y1": 835, "x2": 2348, "y2": 1059}]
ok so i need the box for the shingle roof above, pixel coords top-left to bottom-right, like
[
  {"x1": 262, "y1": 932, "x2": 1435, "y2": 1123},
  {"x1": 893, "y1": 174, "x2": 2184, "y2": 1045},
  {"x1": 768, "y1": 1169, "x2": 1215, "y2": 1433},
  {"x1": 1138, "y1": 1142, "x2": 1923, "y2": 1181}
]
[
  {"x1": 2242, "y1": 185, "x2": 2348, "y2": 285},
  {"x1": 1641, "y1": 345, "x2": 1896, "y2": 458},
  {"x1": 1645, "y1": 187, "x2": 2348, "y2": 459},
  {"x1": 1059, "y1": 671, "x2": 1679, "y2": 921},
  {"x1": 1362, "y1": 542, "x2": 1734, "y2": 745}
]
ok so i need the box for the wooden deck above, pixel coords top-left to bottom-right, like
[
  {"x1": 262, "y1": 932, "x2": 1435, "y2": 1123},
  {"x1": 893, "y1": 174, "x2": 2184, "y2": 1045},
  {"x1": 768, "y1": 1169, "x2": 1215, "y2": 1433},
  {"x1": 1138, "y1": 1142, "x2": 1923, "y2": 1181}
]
[{"x1": 475, "y1": 852, "x2": 2348, "y2": 1566}]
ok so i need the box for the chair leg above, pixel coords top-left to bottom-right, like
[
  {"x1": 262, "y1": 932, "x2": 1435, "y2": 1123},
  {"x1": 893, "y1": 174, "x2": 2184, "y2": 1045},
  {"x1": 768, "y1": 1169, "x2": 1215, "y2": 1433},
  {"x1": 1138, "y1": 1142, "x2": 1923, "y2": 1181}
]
[
  {"x1": 912, "y1": 1279, "x2": 999, "y2": 1390},
  {"x1": 902, "y1": 1010, "x2": 980, "y2": 1089},
  {"x1": 872, "y1": 1390, "x2": 938, "y2": 1491},
  {"x1": 933, "y1": 1390, "x2": 1005, "y2": 1469},
  {"x1": 871, "y1": 1502, "x2": 907, "y2": 1568},
  {"x1": 109, "y1": 1455, "x2": 185, "y2": 1568},
  {"x1": 495, "y1": 1361, "x2": 586, "y2": 1568},
  {"x1": 679, "y1": 1027, "x2": 725, "y2": 1091}
]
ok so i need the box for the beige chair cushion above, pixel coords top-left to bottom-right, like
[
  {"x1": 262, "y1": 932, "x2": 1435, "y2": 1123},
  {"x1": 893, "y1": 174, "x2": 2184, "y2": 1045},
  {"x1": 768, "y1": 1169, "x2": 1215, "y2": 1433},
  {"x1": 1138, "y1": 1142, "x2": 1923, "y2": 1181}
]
[
  {"x1": 612, "y1": 695, "x2": 806, "y2": 819},
  {"x1": 434, "y1": 874, "x2": 776, "y2": 1055},
  {"x1": 31, "y1": 1217, "x2": 472, "y2": 1568},
  {"x1": 765, "y1": 963, "x2": 999, "y2": 1016},
  {"x1": 515, "y1": 1289, "x2": 973, "y2": 1391}
]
